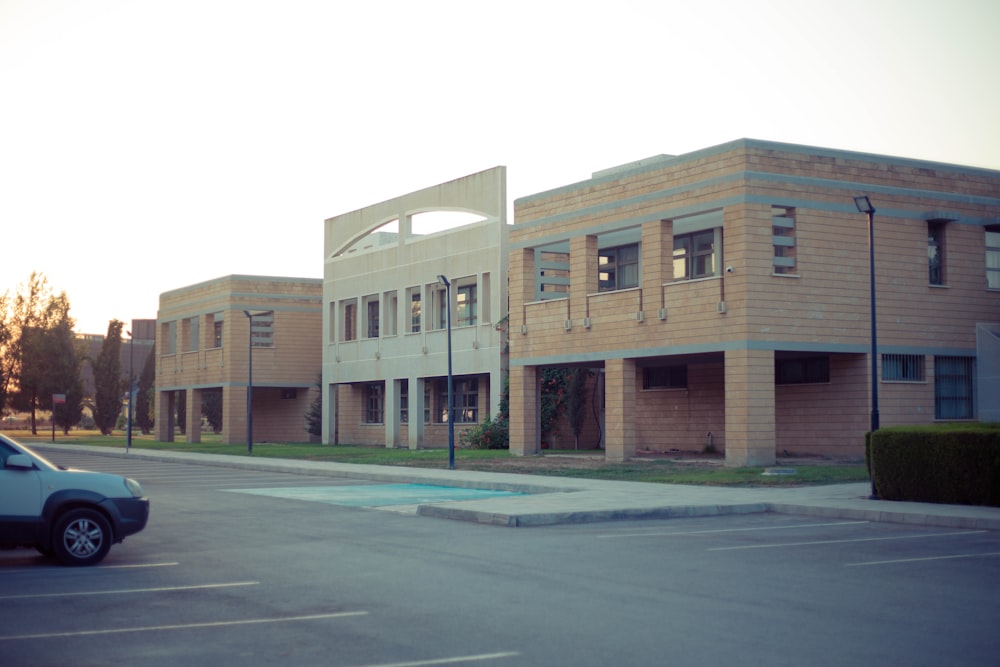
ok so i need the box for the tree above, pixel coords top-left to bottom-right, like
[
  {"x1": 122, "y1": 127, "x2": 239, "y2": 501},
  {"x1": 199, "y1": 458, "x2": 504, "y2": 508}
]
[
  {"x1": 565, "y1": 367, "x2": 589, "y2": 450},
  {"x1": 305, "y1": 373, "x2": 322, "y2": 437},
  {"x1": 92, "y1": 320, "x2": 124, "y2": 435},
  {"x1": 135, "y1": 346, "x2": 155, "y2": 434}
]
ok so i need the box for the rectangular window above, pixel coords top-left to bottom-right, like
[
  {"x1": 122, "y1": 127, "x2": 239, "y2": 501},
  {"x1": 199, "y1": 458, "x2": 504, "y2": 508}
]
[
  {"x1": 365, "y1": 296, "x2": 379, "y2": 338},
  {"x1": 249, "y1": 311, "x2": 274, "y2": 347},
  {"x1": 598, "y1": 244, "x2": 640, "y2": 292},
  {"x1": 342, "y1": 301, "x2": 356, "y2": 341},
  {"x1": 439, "y1": 378, "x2": 478, "y2": 423},
  {"x1": 775, "y1": 356, "x2": 830, "y2": 385},
  {"x1": 408, "y1": 288, "x2": 422, "y2": 333},
  {"x1": 400, "y1": 380, "x2": 408, "y2": 423},
  {"x1": 457, "y1": 283, "x2": 477, "y2": 327},
  {"x1": 642, "y1": 365, "x2": 688, "y2": 390},
  {"x1": 384, "y1": 291, "x2": 398, "y2": 336},
  {"x1": 673, "y1": 230, "x2": 718, "y2": 280},
  {"x1": 365, "y1": 383, "x2": 384, "y2": 424},
  {"x1": 883, "y1": 354, "x2": 924, "y2": 382},
  {"x1": 162, "y1": 321, "x2": 177, "y2": 355},
  {"x1": 434, "y1": 286, "x2": 447, "y2": 330},
  {"x1": 212, "y1": 312, "x2": 224, "y2": 348},
  {"x1": 986, "y1": 225, "x2": 1000, "y2": 289},
  {"x1": 934, "y1": 356, "x2": 974, "y2": 419},
  {"x1": 772, "y1": 206, "x2": 796, "y2": 275},
  {"x1": 185, "y1": 316, "x2": 199, "y2": 352},
  {"x1": 928, "y1": 220, "x2": 946, "y2": 286}
]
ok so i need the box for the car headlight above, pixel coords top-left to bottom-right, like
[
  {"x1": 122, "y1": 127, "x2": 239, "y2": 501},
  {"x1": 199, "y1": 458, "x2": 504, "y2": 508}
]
[{"x1": 124, "y1": 477, "x2": 144, "y2": 498}]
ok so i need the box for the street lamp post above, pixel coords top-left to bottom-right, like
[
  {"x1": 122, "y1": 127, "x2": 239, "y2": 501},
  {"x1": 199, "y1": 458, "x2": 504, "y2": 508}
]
[
  {"x1": 437, "y1": 275, "x2": 455, "y2": 470},
  {"x1": 126, "y1": 330, "x2": 134, "y2": 453},
  {"x1": 854, "y1": 195, "x2": 879, "y2": 498},
  {"x1": 243, "y1": 310, "x2": 254, "y2": 455}
]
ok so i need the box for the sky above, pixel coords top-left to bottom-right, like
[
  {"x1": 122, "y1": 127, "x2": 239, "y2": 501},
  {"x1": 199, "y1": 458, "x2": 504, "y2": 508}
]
[{"x1": 2, "y1": 0, "x2": 998, "y2": 335}]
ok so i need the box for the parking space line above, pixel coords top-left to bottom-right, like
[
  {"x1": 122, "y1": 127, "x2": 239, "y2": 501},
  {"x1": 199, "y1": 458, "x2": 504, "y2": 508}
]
[
  {"x1": 0, "y1": 610, "x2": 369, "y2": 641},
  {"x1": 598, "y1": 520, "x2": 869, "y2": 538},
  {"x1": 708, "y1": 529, "x2": 987, "y2": 551},
  {"x1": 846, "y1": 551, "x2": 1000, "y2": 567},
  {"x1": 100, "y1": 562, "x2": 179, "y2": 569},
  {"x1": 0, "y1": 581, "x2": 259, "y2": 601},
  {"x1": 353, "y1": 652, "x2": 521, "y2": 667}
]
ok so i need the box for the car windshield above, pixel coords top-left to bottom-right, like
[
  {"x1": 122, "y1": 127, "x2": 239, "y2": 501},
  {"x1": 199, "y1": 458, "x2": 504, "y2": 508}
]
[{"x1": 0, "y1": 434, "x2": 60, "y2": 471}]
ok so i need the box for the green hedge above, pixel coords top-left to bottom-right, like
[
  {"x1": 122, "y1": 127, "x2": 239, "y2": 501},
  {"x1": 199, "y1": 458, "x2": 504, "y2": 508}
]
[{"x1": 869, "y1": 424, "x2": 1000, "y2": 507}]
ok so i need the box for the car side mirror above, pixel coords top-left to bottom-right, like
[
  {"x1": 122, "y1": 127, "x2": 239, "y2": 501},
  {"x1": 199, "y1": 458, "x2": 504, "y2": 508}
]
[{"x1": 4, "y1": 453, "x2": 34, "y2": 470}]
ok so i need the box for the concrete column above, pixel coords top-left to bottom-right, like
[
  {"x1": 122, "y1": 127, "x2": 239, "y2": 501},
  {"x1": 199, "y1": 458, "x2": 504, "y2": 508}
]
[
  {"x1": 407, "y1": 377, "x2": 425, "y2": 449},
  {"x1": 385, "y1": 379, "x2": 399, "y2": 448},
  {"x1": 509, "y1": 365, "x2": 539, "y2": 456},
  {"x1": 185, "y1": 389, "x2": 202, "y2": 444},
  {"x1": 569, "y1": 235, "x2": 598, "y2": 320},
  {"x1": 222, "y1": 385, "x2": 247, "y2": 445},
  {"x1": 724, "y1": 348, "x2": 776, "y2": 467},
  {"x1": 323, "y1": 383, "x2": 338, "y2": 445},
  {"x1": 642, "y1": 218, "x2": 673, "y2": 312},
  {"x1": 605, "y1": 358, "x2": 636, "y2": 462},
  {"x1": 155, "y1": 390, "x2": 174, "y2": 442}
]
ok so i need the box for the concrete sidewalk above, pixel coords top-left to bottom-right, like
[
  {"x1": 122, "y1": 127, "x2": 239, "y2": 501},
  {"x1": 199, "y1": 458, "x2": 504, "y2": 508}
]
[{"x1": 35, "y1": 444, "x2": 1000, "y2": 530}]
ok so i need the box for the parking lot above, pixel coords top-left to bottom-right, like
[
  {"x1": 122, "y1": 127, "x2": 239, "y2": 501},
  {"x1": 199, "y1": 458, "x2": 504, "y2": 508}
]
[{"x1": 2, "y1": 451, "x2": 998, "y2": 666}]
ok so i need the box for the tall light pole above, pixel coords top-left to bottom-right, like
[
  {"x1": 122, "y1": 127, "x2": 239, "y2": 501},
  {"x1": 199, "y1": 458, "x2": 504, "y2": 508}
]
[
  {"x1": 243, "y1": 310, "x2": 254, "y2": 455},
  {"x1": 437, "y1": 275, "x2": 455, "y2": 470},
  {"x1": 855, "y1": 195, "x2": 879, "y2": 499},
  {"x1": 126, "y1": 330, "x2": 134, "y2": 453}
]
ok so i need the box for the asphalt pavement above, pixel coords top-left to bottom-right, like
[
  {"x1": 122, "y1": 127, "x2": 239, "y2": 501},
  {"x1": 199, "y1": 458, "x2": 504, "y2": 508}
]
[{"x1": 33, "y1": 444, "x2": 1000, "y2": 530}]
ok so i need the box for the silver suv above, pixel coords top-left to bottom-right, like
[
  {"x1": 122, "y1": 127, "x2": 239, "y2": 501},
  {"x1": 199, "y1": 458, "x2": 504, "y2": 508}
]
[{"x1": 0, "y1": 433, "x2": 149, "y2": 566}]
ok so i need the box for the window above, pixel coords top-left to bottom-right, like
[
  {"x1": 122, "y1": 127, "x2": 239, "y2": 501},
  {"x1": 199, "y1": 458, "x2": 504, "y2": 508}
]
[
  {"x1": 599, "y1": 244, "x2": 639, "y2": 291},
  {"x1": 212, "y1": 312, "x2": 224, "y2": 348},
  {"x1": 184, "y1": 317, "x2": 199, "y2": 352},
  {"x1": 434, "y1": 286, "x2": 447, "y2": 330},
  {"x1": 642, "y1": 365, "x2": 688, "y2": 389},
  {"x1": 365, "y1": 383, "x2": 384, "y2": 424},
  {"x1": 457, "y1": 284, "x2": 477, "y2": 326},
  {"x1": 365, "y1": 296, "x2": 379, "y2": 338},
  {"x1": 775, "y1": 356, "x2": 830, "y2": 385},
  {"x1": 883, "y1": 354, "x2": 924, "y2": 382},
  {"x1": 384, "y1": 291, "x2": 398, "y2": 336},
  {"x1": 673, "y1": 230, "x2": 718, "y2": 280},
  {"x1": 249, "y1": 311, "x2": 273, "y2": 347},
  {"x1": 772, "y1": 206, "x2": 796, "y2": 275},
  {"x1": 408, "y1": 288, "x2": 421, "y2": 333},
  {"x1": 987, "y1": 225, "x2": 1000, "y2": 289},
  {"x1": 343, "y1": 301, "x2": 356, "y2": 341},
  {"x1": 934, "y1": 356, "x2": 974, "y2": 419},
  {"x1": 438, "y1": 378, "x2": 478, "y2": 423},
  {"x1": 400, "y1": 380, "x2": 408, "y2": 423},
  {"x1": 538, "y1": 250, "x2": 570, "y2": 298},
  {"x1": 928, "y1": 220, "x2": 946, "y2": 285}
]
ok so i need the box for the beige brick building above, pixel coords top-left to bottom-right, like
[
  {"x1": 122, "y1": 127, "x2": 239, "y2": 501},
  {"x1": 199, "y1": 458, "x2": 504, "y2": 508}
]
[
  {"x1": 508, "y1": 139, "x2": 1000, "y2": 466},
  {"x1": 322, "y1": 167, "x2": 508, "y2": 448},
  {"x1": 155, "y1": 275, "x2": 322, "y2": 444}
]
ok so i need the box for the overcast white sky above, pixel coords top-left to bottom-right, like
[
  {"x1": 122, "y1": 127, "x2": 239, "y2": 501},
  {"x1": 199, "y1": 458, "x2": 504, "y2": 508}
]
[{"x1": 2, "y1": 0, "x2": 998, "y2": 335}]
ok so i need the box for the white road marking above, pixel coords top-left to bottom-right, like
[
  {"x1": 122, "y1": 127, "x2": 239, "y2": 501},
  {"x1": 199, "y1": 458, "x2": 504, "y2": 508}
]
[
  {"x1": 0, "y1": 581, "x2": 259, "y2": 601},
  {"x1": 101, "y1": 561, "x2": 179, "y2": 569},
  {"x1": 708, "y1": 530, "x2": 987, "y2": 551},
  {"x1": 352, "y1": 652, "x2": 521, "y2": 667},
  {"x1": 846, "y1": 551, "x2": 1000, "y2": 567},
  {"x1": 0, "y1": 611, "x2": 369, "y2": 641}
]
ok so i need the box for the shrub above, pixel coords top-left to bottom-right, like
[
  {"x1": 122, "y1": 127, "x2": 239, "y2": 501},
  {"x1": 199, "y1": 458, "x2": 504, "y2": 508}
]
[{"x1": 459, "y1": 415, "x2": 509, "y2": 450}]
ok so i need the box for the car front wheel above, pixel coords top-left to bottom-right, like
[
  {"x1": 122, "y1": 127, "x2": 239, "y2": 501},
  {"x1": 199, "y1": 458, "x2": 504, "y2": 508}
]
[{"x1": 53, "y1": 509, "x2": 112, "y2": 566}]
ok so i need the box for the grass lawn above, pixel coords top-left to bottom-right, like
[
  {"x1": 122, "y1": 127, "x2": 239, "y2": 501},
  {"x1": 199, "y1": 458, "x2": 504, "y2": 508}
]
[{"x1": 10, "y1": 430, "x2": 871, "y2": 487}]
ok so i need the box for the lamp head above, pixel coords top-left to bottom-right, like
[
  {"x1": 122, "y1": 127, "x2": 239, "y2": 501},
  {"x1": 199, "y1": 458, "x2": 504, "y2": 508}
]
[
  {"x1": 854, "y1": 195, "x2": 875, "y2": 214},
  {"x1": 437, "y1": 274, "x2": 450, "y2": 287}
]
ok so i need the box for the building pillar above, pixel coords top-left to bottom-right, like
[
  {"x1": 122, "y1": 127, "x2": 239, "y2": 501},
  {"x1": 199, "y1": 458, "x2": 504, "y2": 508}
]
[
  {"x1": 509, "y1": 364, "x2": 539, "y2": 456},
  {"x1": 185, "y1": 388, "x2": 202, "y2": 444},
  {"x1": 221, "y1": 385, "x2": 248, "y2": 445},
  {"x1": 724, "y1": 348, "x2": 776, "y2": 467},
  {"x1": 155, "y1": 390, "x2": 174, "y2": 442},
  {"x1": 323, "y1": 382, "x2": 338, "y2": 445},
  {"x1": 406, "y1": 377, "x2": 425, "y2": 449},
  {"x1": 569, "y1": 235, "x2": 598, "y2": 320},
  {"x1": 385, "y1": 379, "x2": 400, "y2": 448},
  {"x1": 605, "y1": 358, "x2": 636, "y2": 462}
]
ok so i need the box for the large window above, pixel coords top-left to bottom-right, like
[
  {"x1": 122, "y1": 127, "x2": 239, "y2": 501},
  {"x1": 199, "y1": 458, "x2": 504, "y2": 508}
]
[
  {"x1": 342, "y1": 301, "x2": 356, "y2": 341},
  {"x1": 212, "y1": 312, "x2": 224, "y2": 348},
  {"x1": 457, "y1": 284, "x2": 477, "y2": 327},
  {"x1": 364, "y1": 383, "x2": 384, "y2": 424},
  {"x1": 772, "y1": 206, "x2": 796, "y2": 275},
  {"x1": 642, "y1": 365, "x2": 687, "y2": 390},
  {"x1": 249, "y1": 311, "x2": 273, "y2": 347},
  {"x1": 928, "y1": 220, "x2": 946, "y2": 286},
  {"x1": 883, "y1": 354, "x2": 924, "y2": 382},
  {"x1": 408, "y1": 288, "x2": 421, "y2": 333},
  {"x1": 365, "y1": 296, "x2": 379, "y2": 338},
  {"x1": 775, "y1": 356, "x2": 830, "y2": 385},
  {"x1": 987, "y1": 225, "x2": 1000, "y2": 289},
  {"x1": 438, "y1": 377, "x2": 478, "y2": 423},
  {"x1": 599, "y1": 244, "x2": 639, "y2": 292},
  {"x1": 673, "y1": 230, "x2": 718, "y2": 280},
  {"x1": 935, "y1": 356, "x2": 974, "y2": 419}
]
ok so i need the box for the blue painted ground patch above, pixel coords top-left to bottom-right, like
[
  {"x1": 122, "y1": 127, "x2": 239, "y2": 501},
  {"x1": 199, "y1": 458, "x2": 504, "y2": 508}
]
[{"x1": 226, "y1": 484, "x2": 523, "y2": 507}]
